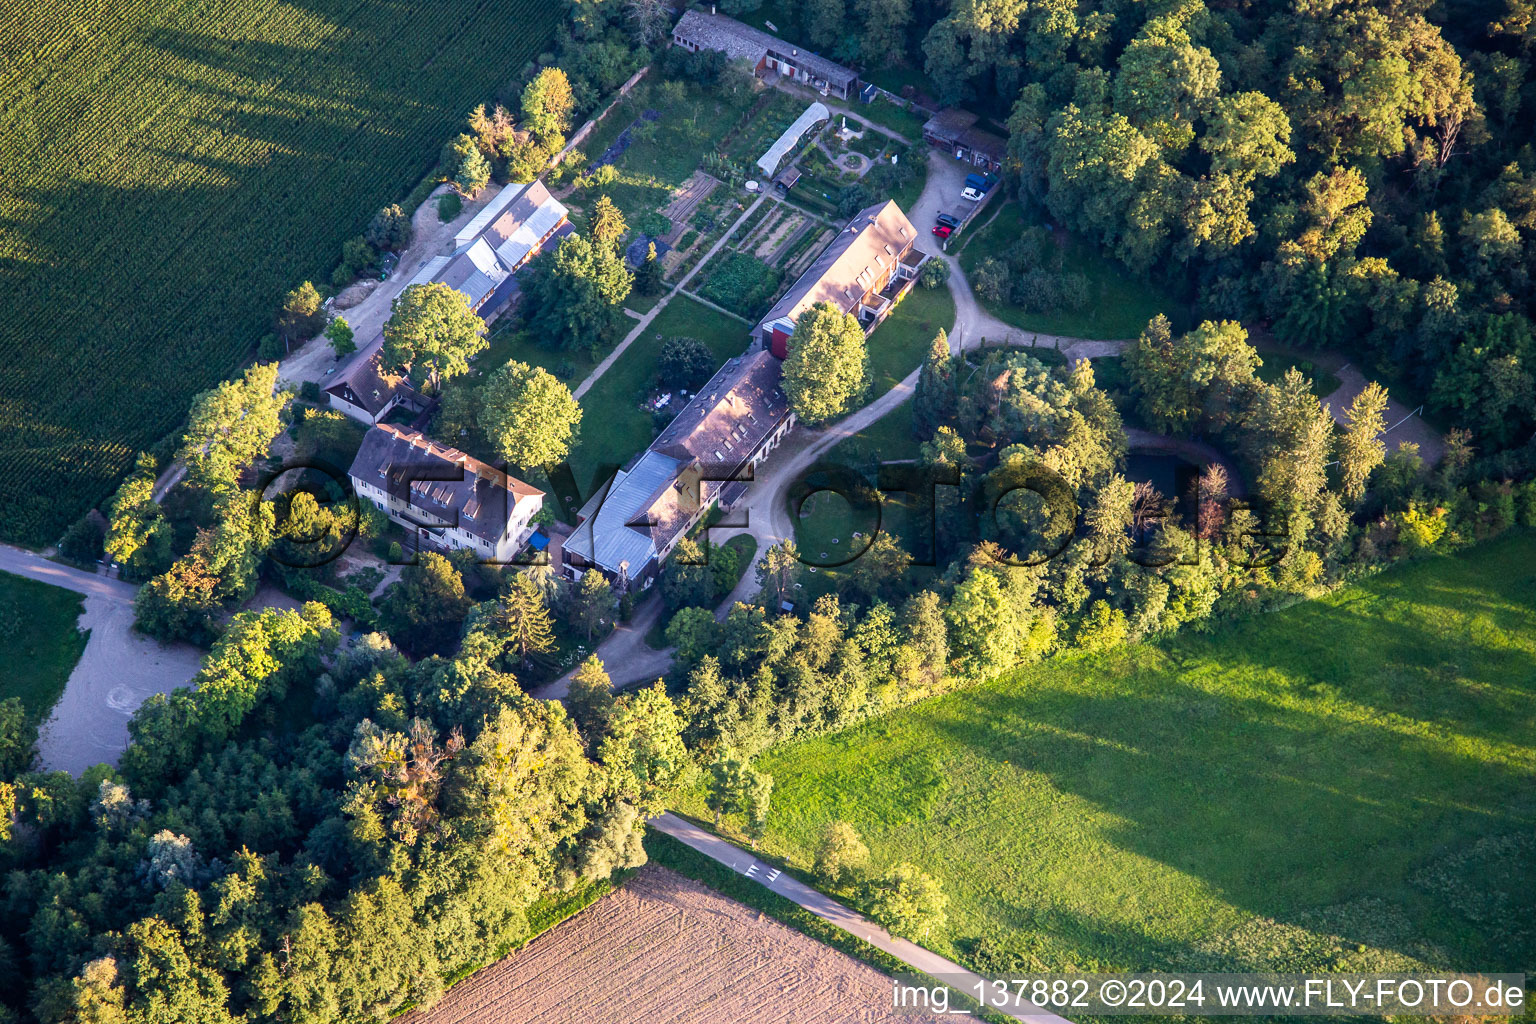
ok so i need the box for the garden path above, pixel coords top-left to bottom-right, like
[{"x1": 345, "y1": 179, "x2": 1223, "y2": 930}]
[{"x1": 571, "y1": 190, "x2": 770, "y2": 401}]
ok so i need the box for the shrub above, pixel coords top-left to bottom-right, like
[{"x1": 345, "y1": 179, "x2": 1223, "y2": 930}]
[
  {"x1": 918, "y1": 259, "x2": 950, "y2": 290},
  {"x1": 365, "y1": 203, "x2": 413, "y2": 251},
  {"x1": 299, "y1": 381, "x2": 323, "y2": 404},
  {"x1": 331, "y1": 236, "x2": 377, "y2": 288},
  {"x1": 58, "y1": 513, "x2": 105, "y2": 564},
  {"x1": 257, "y1": 333, "x2": 286, "y2": 361},
  {"x1": 437, "y1": 192, "x2": 463, "y2": 221}
]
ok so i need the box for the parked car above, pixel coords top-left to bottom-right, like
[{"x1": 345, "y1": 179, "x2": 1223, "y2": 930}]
[
  {"x1": 961, "y1": 171, "x2": 998, "y2": 202},
  {"x1": 936, "y1": 213, "x2": 960, "y2": 229},
  {"x1": 932, "y1": 224, "x2": 953, "y2": 239}
]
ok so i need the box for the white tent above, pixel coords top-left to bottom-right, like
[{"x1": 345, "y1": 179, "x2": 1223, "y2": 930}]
[{"x1": 756, "y1": 101, "x2": 830, "y2": 178}]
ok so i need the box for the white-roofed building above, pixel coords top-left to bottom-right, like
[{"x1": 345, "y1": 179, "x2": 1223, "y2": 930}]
[
  {"x1": 406, "y1": 181, "x2": 571, "y2": 316},
  {"x1": 757, "y1": 101, "x2": 829, "y2": 178}
]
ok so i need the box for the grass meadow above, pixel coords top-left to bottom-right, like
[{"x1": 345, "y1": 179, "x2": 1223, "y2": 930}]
[
  {"x1": 0, "y1": 0, "x2": 562, "y2": 545},
  {"x1": 0, "y1": 571, "x2": 87, "y2": 726},
  {"x1": 675, "y1": 531, "x2": 1536, "y2": 978}
]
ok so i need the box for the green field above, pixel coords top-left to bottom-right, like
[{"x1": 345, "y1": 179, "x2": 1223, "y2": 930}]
[
  {"x1": 868, "y1": 282, "x2": 956, "y2": 400},
  {"x1": 0, "y1": 0, "x2": 562, "y2": 545},
  {"x1": 575, "y1": 77, "x2": 756, "y2": 227},
  {"x1": 677, "y1": 532, "x2": 1536, "y2": 976},
  {"x1": 960, "y1": 202, "x2": 1179, "y2": 340},
  {"x1": 0, "y1": 572, "x2": 87, "y2": 728}
]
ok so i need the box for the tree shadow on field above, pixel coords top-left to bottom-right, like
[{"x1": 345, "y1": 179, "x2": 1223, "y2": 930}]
[
  {"x1": 1159, "y1": 537, "x2": 1536, "y2": 750},
  {"x1": 925, "y1": 650, "x2": 1536, "y2": 970},
  {"x1": 0, "y1": 4, "x2": 560, "y2": 543}
]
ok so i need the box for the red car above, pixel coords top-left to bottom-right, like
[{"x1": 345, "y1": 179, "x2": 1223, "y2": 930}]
[{"x1": 932, "y1": 224, "x2": 953, "y2": 239}]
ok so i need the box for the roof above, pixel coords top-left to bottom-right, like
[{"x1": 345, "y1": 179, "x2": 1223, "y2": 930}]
[
  {"x1": 757, "y1": 199, "x2": 918, "y2": 331},
  {"x1": 348, "y1": 423, "x2": 542, "y2": 546},
  {"x1": 672, "y1": 9, "x2": 857, "y2": 89},
  {"x1": 415, "y1": 181, "x2": 569, "y2": 307},
  {"x1": 566, "y1": 349, "x2": 793, "y2": 576},
  {"x1": 653, "y1": 348, "x2": 791, "y2": 466},
  {"x1": 922, "y1": 108, "x2": 1007, "y2": 159},
  {"x1": 482, "y1": 180, "x2": 569, "y2": 269},
  {"x1": 324, "y1": 334, "x2": 416, "y2": 417},
  {"x1": 565, "y1": 450, "x2": 686, "y2": 577},
  {"x1": 757, "y1": 101, "x2": 829, "y2": 177},
  {"x1": 434, "y1": 237, "x2": 506, "y2": 308}
]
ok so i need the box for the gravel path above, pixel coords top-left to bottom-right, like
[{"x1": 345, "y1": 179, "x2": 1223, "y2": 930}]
[
  {"x1": 278, "y1": 183, "x2": 490, "y2": 389},
  {"x1": 1322, "y1": 362, "x2": 1445, "y2": 464},
  {"x1": 34, "y1": 594, "x2": 203, "y2": 774}
]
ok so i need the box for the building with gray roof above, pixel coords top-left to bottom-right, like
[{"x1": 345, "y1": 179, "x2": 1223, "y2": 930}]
[
  {"x1": 348, "y1": 423, "x2": 544, "y2": 562},
  {"x1": 922, "y1": 108, "x2": 1007, "y2": 173},
  {"x1": 671, "y1": 9, "x2": 860, "y2": 99},
  {"x1": 324, "y1": 333, "x2": 427, "y2": 425},
  {"x1": 563, "y1": 348, "x2": 794, "y2": 584},
  {"x1": 405, "y1": 180, "x2": 570, "y2": 317}
]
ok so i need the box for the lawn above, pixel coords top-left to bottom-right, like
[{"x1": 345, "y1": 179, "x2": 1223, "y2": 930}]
[
  {"x1": 960, "y1": 202, "x2": 1181, "y2": 339},
  {"x1": 676, "y1": 531, "x2": 1536, "y2": 977},
  {"x1": 478, "y1": 324, "x2": 599, "y2": 386},
  {"x1": 564, "y1": 297, "x2": 754, "y2": 498},
  {"x1": 867, "y1": 283, "x2": 957, "y2": 400},
  {"x1": 0, "y1": 0, "x2": 563, "y2": 545},
  {"x1": 0, "y1": 571, "x2": 87, "y2": 728}
]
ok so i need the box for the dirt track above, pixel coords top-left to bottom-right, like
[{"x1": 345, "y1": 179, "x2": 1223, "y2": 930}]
[{"x1": 405, "y1": 865, "x2": 947, "y2": 1024}]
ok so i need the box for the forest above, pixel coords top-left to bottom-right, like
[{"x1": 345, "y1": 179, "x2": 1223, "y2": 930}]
[{"x1": 728, "y1": 0, "x2": 1536, "y2": 459}]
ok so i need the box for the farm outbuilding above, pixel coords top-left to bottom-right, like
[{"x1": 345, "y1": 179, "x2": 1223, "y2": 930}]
[
  {"x1": 756, "y1": 101, "x2": 829, "y2": 178},
  {"x1": 671, "y1": 9, "x2": 860, "y2": 99}
]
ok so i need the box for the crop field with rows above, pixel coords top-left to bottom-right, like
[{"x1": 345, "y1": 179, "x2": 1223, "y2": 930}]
[{"x1": 0, "y1": 0, "x2": 561, "y2": 545}]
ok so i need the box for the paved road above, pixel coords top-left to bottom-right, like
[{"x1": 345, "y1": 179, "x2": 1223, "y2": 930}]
[
  {"x1": 0, "y1": 544, "x2": 136, "y2": 603},
  {"x1": 651, "y1": 812, "x2": 1072, "y2": 1024},
  {"x1": 534, "y1": 591, "x2": 673, "y2": 698}
]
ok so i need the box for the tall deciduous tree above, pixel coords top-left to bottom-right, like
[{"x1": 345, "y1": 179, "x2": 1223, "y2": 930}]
[
  {"x1": 365, "y1": 204, "x2": 413, "y2": 251},
  {"x1": 856, "y1": 0, "x2": 911, "y2": 64},
  {"x1": 105, "y1": 453, "x2": 172, "y2": 577},
  {"x1": 566, "y1": 655, "x2": 616, "y2": 742},
  {"x1": 480, "y1": 360, "x2": 582, "y2": 471},
  {"x1": 276, "y1": 281, "x2": 326, "y2": 345},
  {"x1": 781, "y1": 303, "x2": 868, "y2": 425},
  {"x1": 522, "y1": 68, "x2": 575, "y2": 151},
  {"x1": 382, "y1": 282, "x2": 488, "y2": 392},
  {"x1": 1339, "y1": 381, "x2": 1390, "y2": 502},
  {"x1": 865, "y1": 862, "x2": 947, "y2": 940},
  {"x1": 442, "y1": 134, "x2": 491, "y2": 197},
  {"x1": 178, "y1": 363, "x2": 287, "y2": 492},
  {"x1": 521, "y1": 235, "x2": 633, "y2": 354},
  {"x1": 598, "y1": 682, "x2": 689, "y2": 814},
  {"x1": 379, "y1": 552, "x2": 472, "y2": 658}
]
